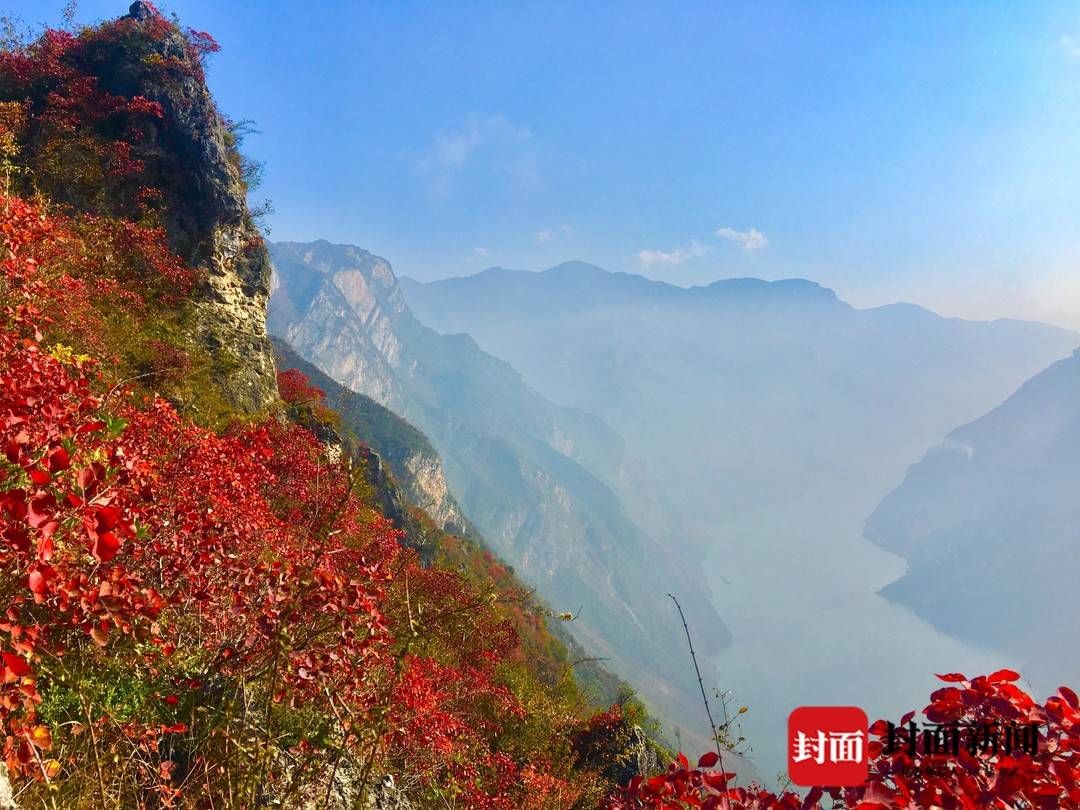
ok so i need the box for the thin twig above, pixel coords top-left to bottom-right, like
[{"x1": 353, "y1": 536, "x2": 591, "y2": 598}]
[{"x1": 668, "y1": 593, "x2": 731, "y2": 799}]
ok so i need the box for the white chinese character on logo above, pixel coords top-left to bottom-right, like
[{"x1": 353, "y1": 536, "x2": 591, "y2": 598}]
[
  {"x1": 828, "y1": 730, "x2": 865, "y2": 763},
  {"x1": 792, "y1": 730, "x2": 827, "y2": 764},
  {"x1": 793, "y1": 729, "x2": 865, "y2": 765}
]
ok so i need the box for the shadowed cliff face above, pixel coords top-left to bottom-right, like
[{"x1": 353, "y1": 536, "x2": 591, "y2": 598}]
[
  {"x1": 267, "y1": 239, "x2": 733, "y2": 757},
  {"x1": 123, "y1": 2, "x2": 276, "y2": 412}
]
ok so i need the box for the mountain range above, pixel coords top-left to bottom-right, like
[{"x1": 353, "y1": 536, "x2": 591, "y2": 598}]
[
  {"x1": 398, "y1": 260, "x2": 1079, "y2": 770},
  {"x1": 271, "y1": 248, "x2": 1080, "y2": 768},
  {"x1": 400, "y1": 262, "x2": 1077, "y2": 577},
  {"x1": 267, "y1": 241, "x2": 728, "y2": 752}
]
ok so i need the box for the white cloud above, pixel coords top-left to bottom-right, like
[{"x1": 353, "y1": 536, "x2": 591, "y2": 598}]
[
  {"x1": 534, "y1": 224, "x2": 572, "y2": 244},
  {"x1": 473, "y1": 246, "x2": 490, "y2": 258},
  {"x1": 413, "y1": 115, "x2": 534, "y2": 195},
  {"x1": 1063, "y1": 35, "x2": 1080, "y2": 60},
  {"x1": 637, "y1": 240, "x2": 711, "y2": 268},
  {"x1": 715, "y1": 226, "x2": 768, "y2": 251}
]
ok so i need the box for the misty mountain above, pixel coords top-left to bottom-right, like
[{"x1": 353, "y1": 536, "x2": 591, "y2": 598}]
[
  {"x1": 400, "y1": 263, "x2": 1079, "y2": 567},
  {"x1": 267, "y1": 241, "x2": 729, "y2": 749},
  {"x1": 866, "y1": 348, "x2": 1080, "y2": 667},
  {"x1": 399, "y1": 261, "x2": 1079, "y2": 771}
]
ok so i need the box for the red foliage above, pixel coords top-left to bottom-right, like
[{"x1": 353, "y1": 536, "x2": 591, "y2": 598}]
[
  {"x1": 611, "y1": 671, "x2": 1080, "y2": 809},
  {"x1": 0, "y1": 12, "x2": 224, "y2": 219},
  {"x1": 277, "y1": 367, "x2": 326, "y2": 406},
  {"x1": 185, "y1": 28, "x2": 221, "y2": 62},
  {"x1": 0, "y1": 194, "x2": 589, "y2": 804},
  {"x1": 0, "y1": 27, "x2": 165, "y2": 146}
]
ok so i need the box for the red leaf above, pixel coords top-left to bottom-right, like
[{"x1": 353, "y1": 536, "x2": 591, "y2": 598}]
[
  {"x1": 935, "y1": 673, "x2": 968, "y2": 683},
  {"x1": 76, "y1": 466, "x2": 95, "y2": 490},
  {"x1": 987, "y1": 668, "x2": 1021, "y2": 683},
  {"x1": 95, "y1": 505, "x2": 122, "y2": 530},
  {"x1": 2, "y1": 652, "x2": 30, "y2": 678},
  {"x1": 28, "y1": 568, "x2": 47, "y2": 597},
  {"x1": 698, "y1": 751, "x2": 719, "y2": 768},
  {"x1": 92, "y1": 531, "x2": 120, "y2": 562},
  {"x1": 26, "y1": 493, "x2": 56, "y2": 529},
  {"x1": 4, "y1": 528, "x2": 29, "y2": 554},
  {"x1": 47, "y1": 446, "x2": 69, "y2": 473}
]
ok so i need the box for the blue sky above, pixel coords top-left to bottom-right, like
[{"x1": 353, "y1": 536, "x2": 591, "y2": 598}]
[{"x1": 8, "y1": 1, "x2": 1080, "y2": 328}]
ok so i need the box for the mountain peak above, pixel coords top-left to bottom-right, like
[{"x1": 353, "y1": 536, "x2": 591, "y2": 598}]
[
  {"x1": 701, "y1": 276, "x2": 841, "y2": 303},
  {"x1": 544, "y1": 260, "x2": 611, "y2": 276}
]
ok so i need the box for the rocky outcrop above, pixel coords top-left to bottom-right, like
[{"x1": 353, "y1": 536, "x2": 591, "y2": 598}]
[
  {"x1": 573, "y1": 714, "x2": 663, "y2": 788},
  {"x1": 298, "y1": 765, "x2": 413, "y2": 810},
  {"x1": 85, "y1": 2, "x2": 279, "y2": 412},
  {"x1": 402, "y1": 450, "x2": 463, "y2": 531}
]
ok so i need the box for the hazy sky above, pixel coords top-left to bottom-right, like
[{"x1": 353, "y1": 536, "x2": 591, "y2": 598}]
[{"x1": 9, "y1": 1, "x2": 1080, "y2": 329}]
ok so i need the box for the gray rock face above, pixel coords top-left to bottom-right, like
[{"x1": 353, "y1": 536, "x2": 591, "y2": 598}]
[
  {"x1": 617, "y1": 725, "x2": 661, "y2": 785},
  {"x1": 317, "y1": 770, "x2": 413, "y2": 810},
  {"x1": 403, "y1": 450, "x2": 462, "y2": 531},
  {"x1": 127, "y1": 0, "x2": 155, "y2": 20},
  {"x1": 366, "y1": 775, "x2": 413, "y2": 810}
]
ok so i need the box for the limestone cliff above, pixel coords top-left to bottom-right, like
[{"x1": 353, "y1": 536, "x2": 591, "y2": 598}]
[{"x1": 122, "y1": 2, "x2": 277, "y2": 411}]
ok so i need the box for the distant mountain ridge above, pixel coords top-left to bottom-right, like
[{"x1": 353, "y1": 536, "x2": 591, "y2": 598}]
[
  {"x1": 404, "y1": 263, "x2": 841, "y2": 314},
  {"x1": 400, "y1": 262, "x2": 1078, "y2": 562},
  {"x1": 267, "y1": 240, "x2": 729, "y2": 752}
]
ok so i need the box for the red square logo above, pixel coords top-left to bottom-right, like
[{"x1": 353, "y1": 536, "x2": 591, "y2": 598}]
[{"x1": 788, "y1": 706, "x2": 869, "y2": 787}]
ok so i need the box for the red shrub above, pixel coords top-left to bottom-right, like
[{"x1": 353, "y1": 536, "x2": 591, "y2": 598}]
[{"x1": 611, "y1": 671, "x2": 1080, "y2": 809}]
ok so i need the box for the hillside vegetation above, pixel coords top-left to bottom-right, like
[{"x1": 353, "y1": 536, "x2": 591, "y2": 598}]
[{"x1": 0, "y1": 5, "x2": 657, "y2": 806}]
